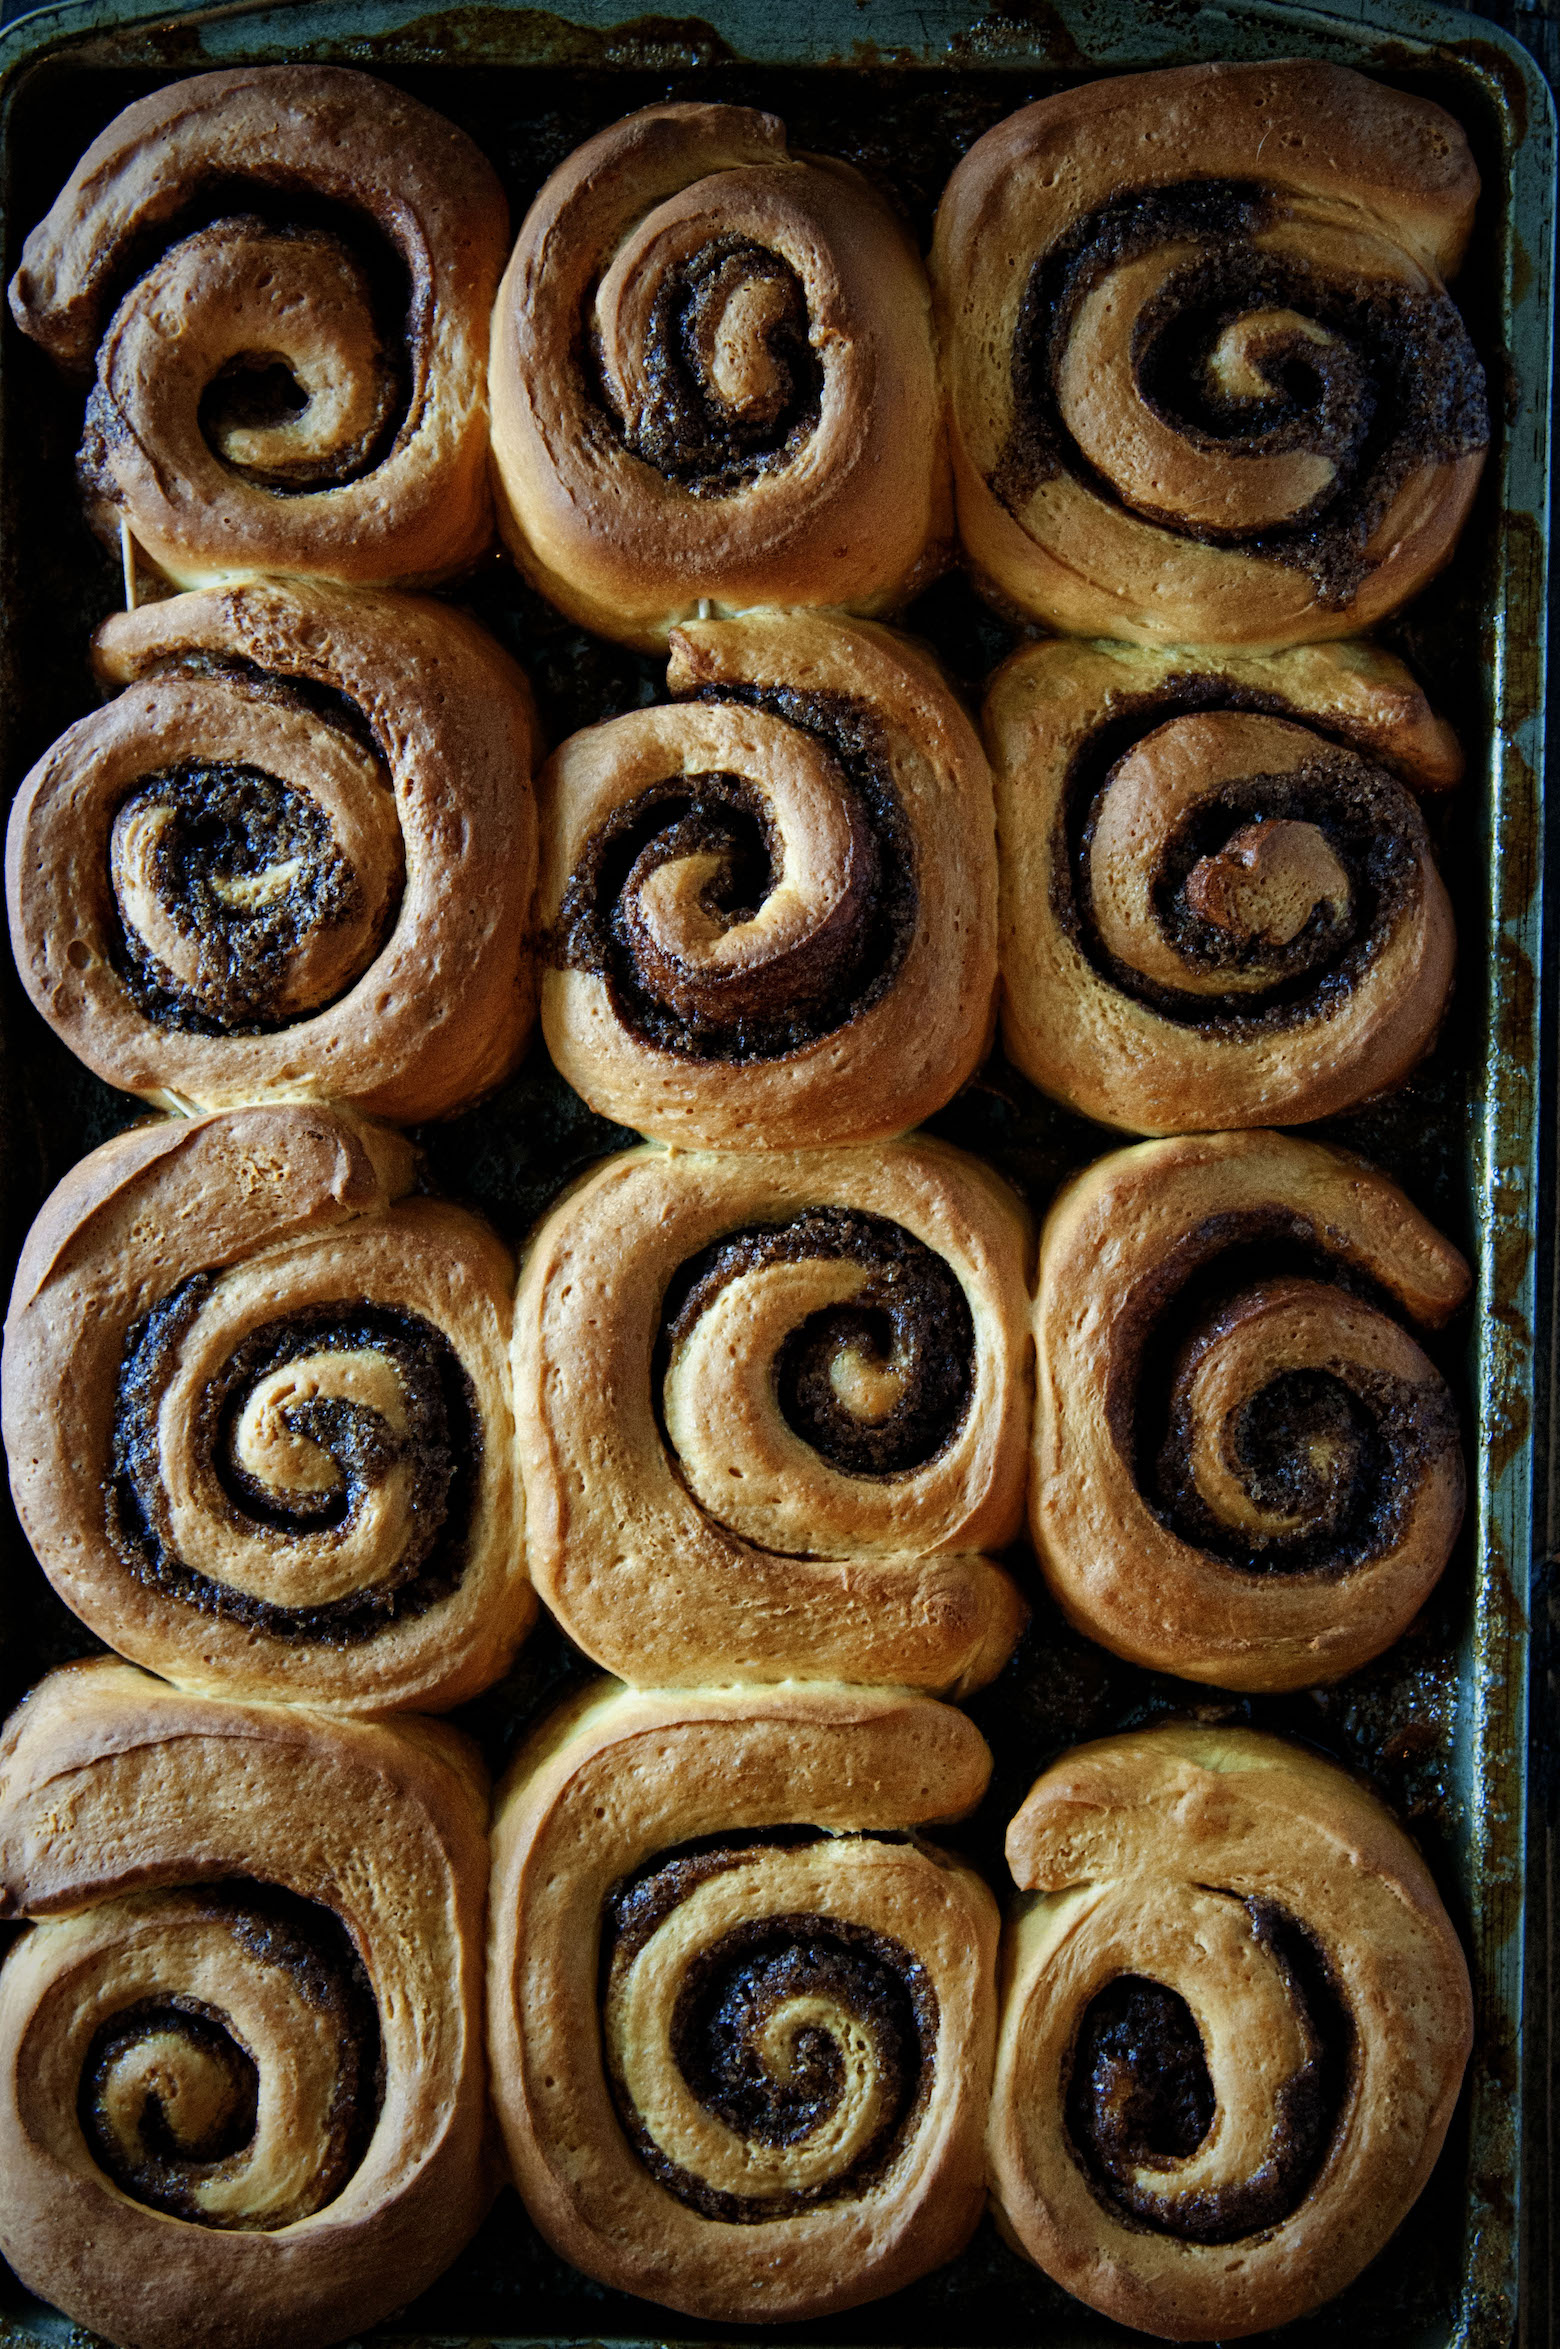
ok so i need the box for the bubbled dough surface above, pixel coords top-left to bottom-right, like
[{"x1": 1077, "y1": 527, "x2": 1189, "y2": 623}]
[
  {"x1": 986, "y1": 635, "x2": 1460, "y2": 1133},
  {"x1": 1031, "y1": 1129, "x2": 1470, "y2": 1689},
  {"x1": 2, "y1": 1103, "x2": 529, "y2": 1712},
  {"x1": 511, "y1": 1137, "x2": 1033, "y2": 1694},
  {"x1": 0, "y1": 1657, "x2": 491, "y2": 2349},
  {"x1": 540, "y1": 611, "x2": 997, "y2": 1149},
  {"x1": 487, "y1": 1679, "x2": 997, "y2": 2325},
  {"x1": 990, "y1": 1723, "x2": 1473, "y2": 2339}
]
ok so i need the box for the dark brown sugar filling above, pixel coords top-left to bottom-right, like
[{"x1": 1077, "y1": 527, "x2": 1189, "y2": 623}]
[
  {"x1": 1107, "y1": 1215, "x2": 1462, "y2": 1578},
  {"x1": 109, "y1": 758, "x2": 383, "y2": 1033},
  {"x1": 552, "y1": 684, "x2": 917, "y2": 1062},
  {"x1": 1065, "y1": 1897, "x2": 1351, "y2": 2242},
  {"x1": 1051, "y1": 681, "x2": 1437, "y2": 1032},
  {"x1": 659, "y1": 1206, "x2": 975, "y2": 1477},
  {"x1": 108, "y1": 1280, "x2": 481, "y2": 1642},
  {"x1": 78, "y1": 1881, "x2": 382, "y2": 2229},
  {"x1": 601, "y1": 1836, "x2": 938, "y2": 2224},
  {"x1": 994, "y1": 176, "x2": 1487, "y2": 604},
  {"x1": 1082, "y1": 749, "x2": 1427, "y2": 1027},
  {"x1": 588, "y1": 233, "x2": 824, "y2": 495}
]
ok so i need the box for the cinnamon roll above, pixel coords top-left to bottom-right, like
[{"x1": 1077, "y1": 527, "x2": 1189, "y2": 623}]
[
  {"x1": 489, "y1": 103, "x2": 947, "y2": 648},
  {"x1": 0, "y1": 1657, "x2": 490, "y2": 2349},
  {"x1": 489, "y1": 1680, "x2": 997, "y2": 2323},
  {"x1": 987, "y1": 637, "x2": 1460, "y2": 1132},
  {"x1": 2, "y1": 1104, "x2": 529, "y2": 1710},
  {"x1": 933, "y1": 64, "x2": 1488, "y2": 645},
  {"x1": 1032, "y1": 1131, "x2": 1469, "y2": 1689},
  {"x1": 513, "y1": 1138, "x2": 1031, "y2": 1693},
  {"x1": 990, "y1": 1724, "x2": 1472, "y2": 2338},
  {"x1": 9, "y1": 68, "x2": 507, "y2": 589},
  {"x1": 8, "y1": 579, "x2": 538, "y2": 1121},
  {"x1": 541, "y1": 612, "x2": 996, "y2": 1148}
]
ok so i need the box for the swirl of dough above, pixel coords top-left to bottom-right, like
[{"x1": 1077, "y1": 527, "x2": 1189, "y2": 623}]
[
  {"x1": 987, "y1": 636, "x2": 1461, "y2": 1132},
  {"x1": 1032, "y1": 1130, "x2": 1469, "y2": 1689},
  {"x1": 990, "y1": 1725, "x2": 1472, "y2": 2338},
  {"x1": 542, "y1": 612, "x2": 996, "y2": 1147},
  {"x1": 0, "y1": 1659, "x2": 490, "y2": 2349},
  {"x1": 489, "y1": 1680, "x2": 997, "y2": 2322},
  {"x1": 512, "y1": 1138, "x2": 1031, "y2": 1694},
  {"x1": 490, "y1": 103, "x2": 947, "y2": 647},
  {"x1": 933, "y1": 63, "x2": 1487, "y2": 645},
  {"x1": 7, "y1": 578, "x2": 537, "y2": 1120},
  {"x1": 602, "y1": 1847, "x2": 934, "y2": 2222},
  {"x1": 2, "y1": 1104, "x2": 529, "y2": 1710},
  {"x1": 8, "y1": 68, "x2": 507, "y2": 589}
]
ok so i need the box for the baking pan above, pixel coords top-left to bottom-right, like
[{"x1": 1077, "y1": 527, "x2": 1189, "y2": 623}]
[{"x1": 0, "y1": 0, "x2": 1550, "y2": 2343}]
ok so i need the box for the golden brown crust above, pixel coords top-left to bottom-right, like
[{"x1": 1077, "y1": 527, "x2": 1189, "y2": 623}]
[
  {"x1": 512, "y1": 1139, "x2": 1031, "y2": 1693},
  {"x1": 539, "y1": 612, "x2": 997, "y2": 1147},
  {"x1": 488, "y1": 1679, "x2": 997, "y2": 2323},
  {"x1": 990, "y1": 1725, "x2": 1472, "y2": 2338},
  {"x1": 1031, "y1": 1131, "x2": 1469, "y2": 1690},
  {"x1": 0, "y1": 1657, "x2": 492, "y2": 2349},
  {"x1": 10, "y1": 68, "x2": 508, "y2": 589},
  {"x1": 2, "y1": 1105, "x2": 531, "y2": 1711},
  {"x1": 490, "y1": 103, "x2": 948, "y2": 647},
  {"x1": 932, "y1": 63, "x2": 1486, "y2": 646},
  {"x1": 986, "y1": 637, "x2": 1459, "y2": 1132},
  {"x1": 8, "y1": 579, "x2": 537, "y2": 1121}
]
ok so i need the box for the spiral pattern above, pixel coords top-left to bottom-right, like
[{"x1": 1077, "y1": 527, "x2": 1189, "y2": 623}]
[
  {"x1": 540, "y1": 612, "x2": 996, "y2": 1148},
  {"x1": 1032, "y1": 1131, "x2": 1469, "y2": 1689},
  {"x1": 933, "y1": 63, "x2": 1487, "y2": 644},
  {"x1": 1062, "y1": 1898, "x2": 1345, "y2": 2245},
  {"x1": 74, "y1": 1884, "x2": 379, "y2": 2229},
  {"x1": 553, "y1": 701, "x2": 904, "y2": 1061},
  {"x1": 662, "y1": 1210, "x2": 973, "y2": 1494},
  {"x1": 8, "y1": 67, "x2": 508, "y2": 589},
  {"x1": 602, "y1": 1837, "x2": 935, "y2": 2222},
  {"x1": 512, "y1": 1139, "x2": 1030, "y2": 1693},
  {"x1": 490, "y1": 103, "x2": 946, "y2": 646},
  {"x1": 0, "y1": 1661, "x2": 490, "y2": 2349},
  {"x1": 488, "y1": 1682, "x2": 997, "y2": 2323},
  {"x1": 3, "y1": 1104, "x2": 528, "y2": 1711},
  {"x1": 108, "y1": 752, "x2": 399, "y2": 1035},
  {"x1": 111, "y1": 1282, "x2": 478, "y2": 1644},
  {"x1": 7, "y1": 578, "x2": 537, "y2": 1120},
  {"x1": 990, "y1": 1726, "x2": 1472, "y2": 2337},
  {"x1": 987, "y1": 637, "x2": 1461, "y2": 1132},
  {"x1": 598, "y1": 234, "x2": 822, "y2": 494}
]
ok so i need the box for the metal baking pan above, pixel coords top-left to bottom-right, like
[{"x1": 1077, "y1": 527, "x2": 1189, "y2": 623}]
[{"x1": 0, "y1": 0, "x2": 1551, "y2": 2343}]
